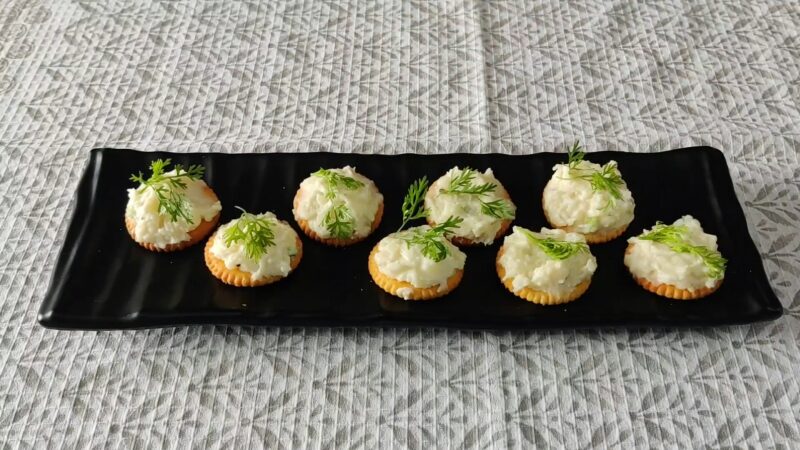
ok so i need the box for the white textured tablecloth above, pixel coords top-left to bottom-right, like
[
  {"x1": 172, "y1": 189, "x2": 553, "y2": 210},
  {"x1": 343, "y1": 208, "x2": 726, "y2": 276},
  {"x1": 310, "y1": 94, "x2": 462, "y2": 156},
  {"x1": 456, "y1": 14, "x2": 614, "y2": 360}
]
[{"x1": 1, "y1": 0, "x2": 799, "y2": 448}]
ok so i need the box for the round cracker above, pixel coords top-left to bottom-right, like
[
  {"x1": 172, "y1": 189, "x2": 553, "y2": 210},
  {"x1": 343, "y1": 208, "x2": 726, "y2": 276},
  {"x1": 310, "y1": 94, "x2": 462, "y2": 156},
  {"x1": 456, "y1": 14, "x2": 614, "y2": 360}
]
[
  {"x1": 293, "y1": 186, "x2": 384, "y2": 247},
  {"x1": 496, "y1": 245, "x2": 591, "y2": 305},
  {"x1": 425, "y1": 176, "x2": 515, "y2": 246},
  {"x1": 125, "y1": 186, "x2": 220, "y2": 252},
  {"x1": 204, "y1": 233, "x2": 303, "y2": 287},
  {"x1": 624, "y1": 244, "x2": 722, "y2": 300},
  {"x1": 542, "y1": 192, "x2": 629, "y2": 244},
  {"x1": 367, "y1": 244, "x2": 463, "y2": 300}
]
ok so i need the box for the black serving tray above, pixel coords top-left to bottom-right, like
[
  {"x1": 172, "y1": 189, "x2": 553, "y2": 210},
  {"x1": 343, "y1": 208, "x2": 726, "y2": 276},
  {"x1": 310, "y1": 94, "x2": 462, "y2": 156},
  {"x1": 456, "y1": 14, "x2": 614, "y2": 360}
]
[{"x1": 38, "y1": 147, "x2": 782, "y2": 329}]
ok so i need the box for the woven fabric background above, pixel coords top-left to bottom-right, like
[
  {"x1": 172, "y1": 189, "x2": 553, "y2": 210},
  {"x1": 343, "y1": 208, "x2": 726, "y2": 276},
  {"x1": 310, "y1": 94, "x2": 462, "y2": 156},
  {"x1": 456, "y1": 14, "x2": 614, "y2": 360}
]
[{"x1": 1, "y1": 0, "x2": 799, "y2": 448}]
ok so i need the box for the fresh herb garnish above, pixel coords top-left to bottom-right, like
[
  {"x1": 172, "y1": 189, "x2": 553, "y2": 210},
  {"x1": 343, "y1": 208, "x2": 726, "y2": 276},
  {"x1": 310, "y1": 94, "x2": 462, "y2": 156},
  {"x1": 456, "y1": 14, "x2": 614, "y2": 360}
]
[
  {"x1": 639, "y1": 222, "x2": 727, "y2": 280},
  {"x1": 442, "y1": 169, "x2": 497, "y2": 195},
  {"x1": 567, "y1": 141, "x2": 584, "y2": 169},
  {"x1": 521, "y1": 229, "x2": 589, "y2": 260},
  {"x1": 313, "y1": 168, "x2": 364, "y2": 198},
  {"x1": 396, "y1": 179, "x2": 462, "y2": 261},
  {"x1": 223, "y1": 207, "x2": 276, "y2": 260},
  {"x1": 440, "y1": 168, "x2": 514, "y2": 219},
  {"x1": 481, "y1": 199, "x2": 515, "y2": 220},
  {"x1": 586, "y1": 163, "x2": 624, "y2": 200},
  {"x1": 565, "y1": 141, "x2": 625, "y2": 201},
  {"x1": 398, "y1": 177, "x2": 430, "y2": 231},
  {"x1": 130, "y1": 159, "x2": 205, "y2": 223},
  {"x1": 312, "y1": 168, "x2": 364, "y2": 238},
  {"x1": 402, "y1": 216, "x2": 463, "y2": 262},
  {"x1": 323, "y1": 204, "x2": 356, "y2": 239}
]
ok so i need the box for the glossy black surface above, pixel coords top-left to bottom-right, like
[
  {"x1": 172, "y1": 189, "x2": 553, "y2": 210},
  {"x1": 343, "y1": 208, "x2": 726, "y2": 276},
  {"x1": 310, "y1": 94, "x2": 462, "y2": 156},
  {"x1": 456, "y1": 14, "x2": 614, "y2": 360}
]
[{"x1": 39, "y1": 147, "x2": 782, "y2": 329}]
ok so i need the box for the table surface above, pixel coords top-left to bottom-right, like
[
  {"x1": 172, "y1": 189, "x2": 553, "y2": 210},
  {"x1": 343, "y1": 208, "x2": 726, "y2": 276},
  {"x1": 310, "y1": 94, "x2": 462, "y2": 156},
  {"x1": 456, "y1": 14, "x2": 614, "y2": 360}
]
[{"x1": 1, "y1": 0, "x2": 799, "y2": 448}]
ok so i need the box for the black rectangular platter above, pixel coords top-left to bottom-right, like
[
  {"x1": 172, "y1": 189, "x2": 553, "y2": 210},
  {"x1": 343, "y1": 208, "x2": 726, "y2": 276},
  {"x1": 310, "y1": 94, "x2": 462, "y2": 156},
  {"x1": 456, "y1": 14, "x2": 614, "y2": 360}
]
[{"x1": 39, "y1": 147, "x2": 783, "y2": 329}]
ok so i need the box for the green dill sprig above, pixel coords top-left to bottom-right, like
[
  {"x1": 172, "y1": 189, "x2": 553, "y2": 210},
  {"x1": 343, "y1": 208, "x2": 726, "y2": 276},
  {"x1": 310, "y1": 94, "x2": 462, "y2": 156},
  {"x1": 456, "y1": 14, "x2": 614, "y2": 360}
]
[
  {"x1": 402, "y1": 216, "x2": 463, "y2": 262},
  {"x1": 398, "y1": 177, "x2": 429, "y2": 231},
  {"x1": 312, "y1": 168, "x2": 364, "y2": 238},
  {"x1": 639, "y1": 222, "x2": 727, "y2": 280},
  {"x1": 223, "y1": 207, "x2": 276, "y2": 260},
  {"x1": 440, "y1": 168, "x2": 514, "y2": 220},
  {"x1": 130, "y1": 158, "x2": 205, "y2": 223},
  {"x1": 521, "y1": 229, "x2": 589, "y2": 260},
  {"x1": 323, "y1": 204, "x2": 356, "y2": 239},
  {"x1": 313, "y1": 168, "x2": 364, "y2": 199},
  {"x1": 397, "y1": 179, "x2": 463, "y2": 261},
  {"x1": 567, "y1": 141, "x2": 585, "y2": 169},
  {"x1": 564, "y1": 141, "x2": 625, "y2": 201},
  {"x1": 442, "y1": 169, "x2": 497, "y2": 195},
  {"x1": 481, "y1": 199, "x2": 515, "y2": 220},
  {"x1": 586, "y1": 163, "x2": 624, "y2": 200}
]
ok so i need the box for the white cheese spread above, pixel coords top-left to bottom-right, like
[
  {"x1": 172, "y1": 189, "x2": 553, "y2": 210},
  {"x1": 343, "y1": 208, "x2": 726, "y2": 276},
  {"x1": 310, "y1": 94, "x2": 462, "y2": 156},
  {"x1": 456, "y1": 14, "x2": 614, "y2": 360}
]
[
  {"x1": 498, "y1": 226, "x2": 597, "y2": 296},
  {"x1": 542, "y1": 160, "x2": 634, "y2": 234},
  {"x1": 425, "y1": 167, "x2": 515, "y2": 244},
  {"x1": 373, "y1": 226, "x2": 466, "y2": 297},
  {"x1": 625, "y1": 215, "x2": 722, "y2": 290},
  {"x1": 125, "y1": 172, "x2": 221, "y2": 248},
  {"x1": 293, "y1": 166, "x2": 383, "y2": 239},
  {"x1": 209, "y1": 213, "x2": 300, "y2": 281}
]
